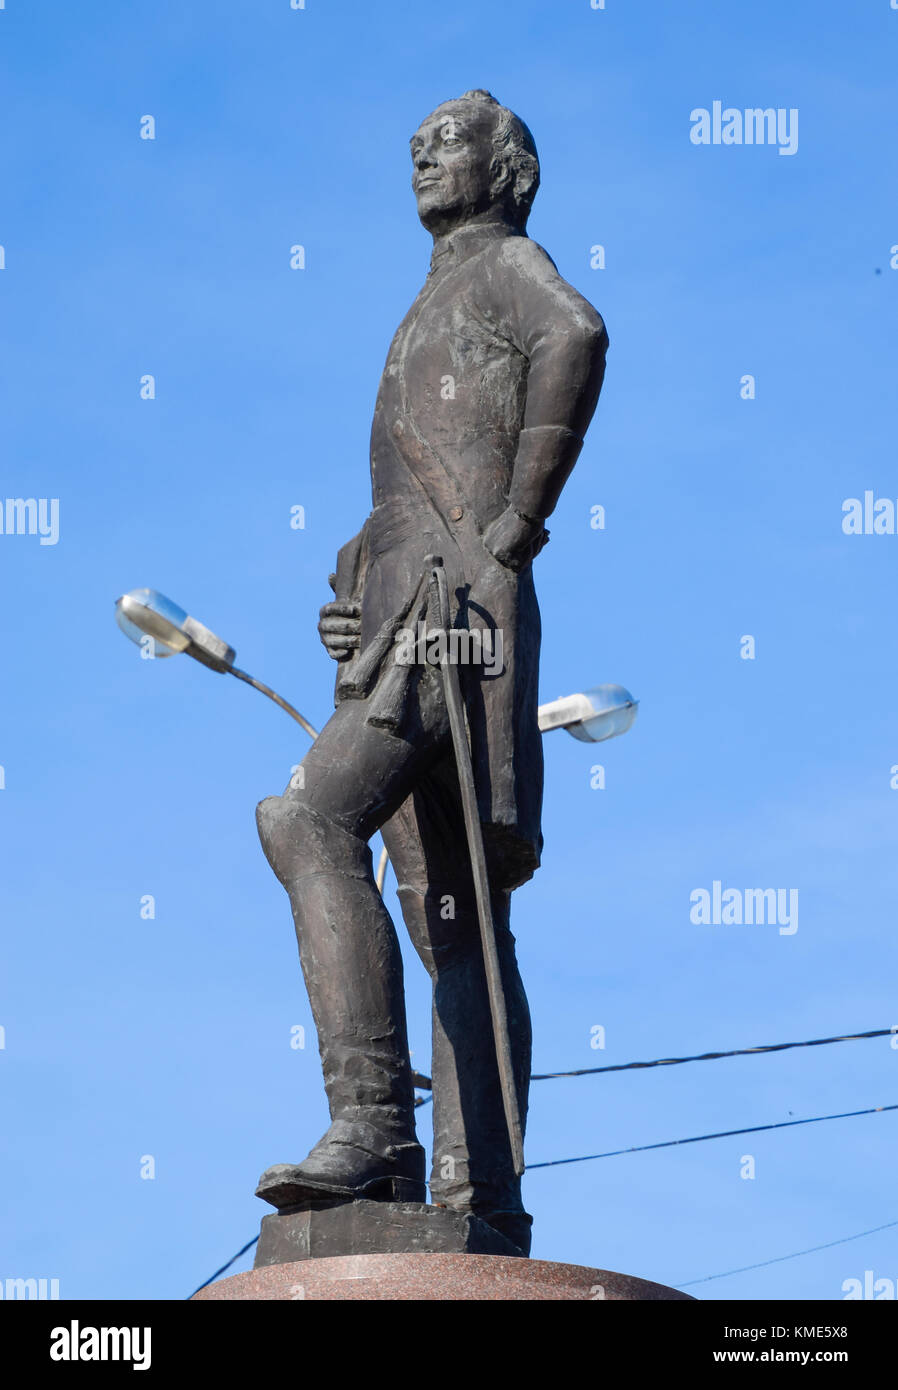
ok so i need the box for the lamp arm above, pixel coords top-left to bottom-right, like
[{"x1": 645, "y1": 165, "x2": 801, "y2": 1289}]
[{"x1": 227, "y1": 667, "x2": 319, "y2": 741}]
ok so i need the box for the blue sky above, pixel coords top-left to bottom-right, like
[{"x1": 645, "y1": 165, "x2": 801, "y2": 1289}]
[{"x1": 1, "y1": 0, "x2": 897, "y2": 1301}]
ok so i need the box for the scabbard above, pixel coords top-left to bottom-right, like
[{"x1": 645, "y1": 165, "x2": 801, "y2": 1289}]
[{"x1": 426, "y1": 555, "x2": 525, "y2": 1178}]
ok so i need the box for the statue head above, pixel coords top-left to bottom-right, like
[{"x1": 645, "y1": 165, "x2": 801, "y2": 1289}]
[{"x1": 410, "y1": 90, "x2": 540, "y2": 237}]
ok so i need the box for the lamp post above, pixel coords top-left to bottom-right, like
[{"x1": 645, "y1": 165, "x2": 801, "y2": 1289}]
[
  {"x1": 115, "y1": 589, "x2": 638, "y2": 890},
  {"x1": 115, "y1": 588, "x2": 319, "y2": 740}
]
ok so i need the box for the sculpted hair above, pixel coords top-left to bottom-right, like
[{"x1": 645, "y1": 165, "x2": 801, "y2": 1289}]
[{"x1": 456, "y1": 89, "x2": 541, "y2": 228}]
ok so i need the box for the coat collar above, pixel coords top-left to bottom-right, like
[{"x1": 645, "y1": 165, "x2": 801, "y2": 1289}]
[{"x1": 429, "y1": 221, "x2": 522, "y2": 276}]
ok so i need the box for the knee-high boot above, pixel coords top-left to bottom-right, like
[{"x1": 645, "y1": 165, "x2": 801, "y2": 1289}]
[
  {"x1": 254, "y1": 793, "x2": 426, "y2": 1207},
  {"x1": 395, "y1": 878, "x2": 533, "y2": 1254}
]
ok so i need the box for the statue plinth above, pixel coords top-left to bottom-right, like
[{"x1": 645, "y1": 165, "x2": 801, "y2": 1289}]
[
  {"x1": 254, "y1": 1200, "x2": 527, "y2": 1265},
  {"x1": 192, "y1": 1252, "x2": 694, "y2": 1302}
]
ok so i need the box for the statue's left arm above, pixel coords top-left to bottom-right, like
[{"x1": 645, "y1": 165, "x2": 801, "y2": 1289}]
[{"x1": 482, "y1": 238, "x2": 609, "y2": 570}]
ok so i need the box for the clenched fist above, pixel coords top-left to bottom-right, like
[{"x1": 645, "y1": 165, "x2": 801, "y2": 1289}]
[
  {"x1": 318, "y1": 601, "x2": 361, "y2": 661},
  {"x1": 481, "y1": 507, "x2": 548, "y2": 572}
]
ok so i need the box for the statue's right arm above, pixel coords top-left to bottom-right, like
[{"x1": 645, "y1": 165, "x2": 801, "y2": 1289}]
[{"x1": 318, "y1": 521, "x2": 368, "y2": 661}]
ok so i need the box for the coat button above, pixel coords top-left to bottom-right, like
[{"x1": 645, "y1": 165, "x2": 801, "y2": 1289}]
[{"x1": 448, "y1": 505, "x2": 464, "y2": 521}]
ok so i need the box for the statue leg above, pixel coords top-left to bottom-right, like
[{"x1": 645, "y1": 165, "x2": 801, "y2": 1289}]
[
  {"x1": 254, "y1": 696, "x2": 448, "y2": 1209},
  {"x1": 382, "y1": 752, "x2": 534, "y2": 1255}
]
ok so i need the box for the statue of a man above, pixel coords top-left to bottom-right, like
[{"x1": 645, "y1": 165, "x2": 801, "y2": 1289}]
[{"x1": 256, "y1": 89, "x2": 607, "y2": 1256}]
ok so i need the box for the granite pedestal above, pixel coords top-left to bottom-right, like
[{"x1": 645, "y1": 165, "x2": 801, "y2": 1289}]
[{"x1": 193, "y1": 1252, "x2": 693, "y2": 1301}]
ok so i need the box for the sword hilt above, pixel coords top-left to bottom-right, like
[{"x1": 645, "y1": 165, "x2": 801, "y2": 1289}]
[{"x1": 425, "y1": 554, "x2": 451, "y2": 634}]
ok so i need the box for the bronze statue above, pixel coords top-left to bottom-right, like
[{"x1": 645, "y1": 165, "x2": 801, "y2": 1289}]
[{"x1": 255, "y1": 89, "x2": 608, "y2": 1256}]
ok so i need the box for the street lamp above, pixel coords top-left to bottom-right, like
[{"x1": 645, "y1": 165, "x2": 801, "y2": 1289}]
[
  {"x1": 114, "y1": 588, "x2": 318, "y2": 740},
  {"x1": 537, "y1": 684, "x2": 639, "y2": 743}
]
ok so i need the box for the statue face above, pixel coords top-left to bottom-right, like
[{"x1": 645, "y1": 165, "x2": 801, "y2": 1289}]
[{"x1": 410, "y1": 101, "x2": 504, "y2": 234}]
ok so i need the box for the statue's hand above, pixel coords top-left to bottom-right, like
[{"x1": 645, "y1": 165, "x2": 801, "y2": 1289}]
[
  {"x1": 318, "y1": 601, "x2": 361, "y2": 661},
  {"x1": 481, "y1": 507, "x2": 548, "y2": 572}
]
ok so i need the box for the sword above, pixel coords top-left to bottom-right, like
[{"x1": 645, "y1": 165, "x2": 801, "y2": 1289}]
[{"x1": 426, "y1": 555, "x2": 525, "y2": 1178}]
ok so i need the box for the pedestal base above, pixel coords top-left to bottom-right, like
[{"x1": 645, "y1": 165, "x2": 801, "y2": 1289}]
[
  {"x1": 192, "y1": 1253, "x2": 693, "y2": 1301},
  {"x1": 254, "y1": 1200, "x2": 526, "y2": 1265}
]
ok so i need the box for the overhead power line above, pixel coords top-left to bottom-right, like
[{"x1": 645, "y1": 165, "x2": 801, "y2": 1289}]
[
  {"x1": 412, "y1": 1027, "x2": 893, "y2": 1090},
  {"x1": 526, "y1": 1102, "x2": 897, "y2": 1170},
  {"x1": 532, "y1": 1027, "x2": 894, "y2": 1081},
  {"x1": 678, "y1": 1217, "x2": 898, "y2": 1288},
  {"x1": 188, "y1": 1237, "x2": 259, "y2": 1299}
]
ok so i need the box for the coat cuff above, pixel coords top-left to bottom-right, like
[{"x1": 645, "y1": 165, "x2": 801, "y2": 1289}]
[{"x1": 507, "y1": 426, "x2": 584, "y2": 521}]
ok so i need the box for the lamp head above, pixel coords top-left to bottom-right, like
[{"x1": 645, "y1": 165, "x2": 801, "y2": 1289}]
[
  {"x1": 115, "y1": 588, "x2": 236, "y2": 672},
  {"x1": 538, "y1": 684, "x2": 638, "y2": 743}
]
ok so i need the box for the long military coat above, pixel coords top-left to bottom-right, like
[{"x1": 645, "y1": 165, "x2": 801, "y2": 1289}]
[{"x1": 332, "y1": 221, "x2": 607, "y2": 889}]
